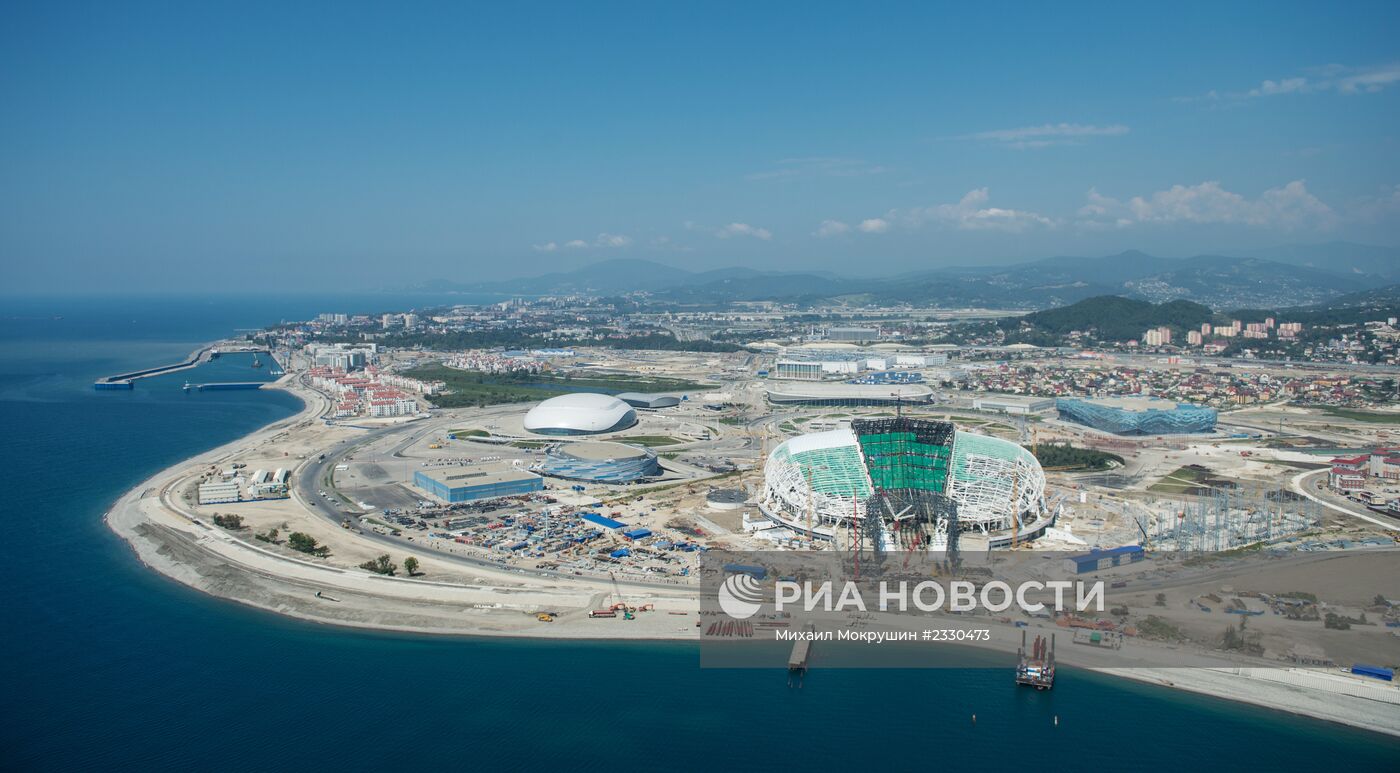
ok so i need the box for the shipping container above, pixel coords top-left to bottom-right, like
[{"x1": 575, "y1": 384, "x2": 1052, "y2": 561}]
[{"x1": 1351, "y1": 664, "x2": 1394, "y2": 681}]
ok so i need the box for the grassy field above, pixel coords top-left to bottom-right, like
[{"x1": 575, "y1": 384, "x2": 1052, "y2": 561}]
[
  {"x1": 618, "y1": 435, "x2": 683, "y2": 447},
  {"x1": 447, "y1": 428, "x2": 489, "y2": 438},
  {"x1": 1148, "y1": 465, "x2": 1234, "y2": 495},
  {"x1": 509, "y1": 440, "x2": 549, "y2": 449},
  {"x1": 1316, "y1": 406, "x2": 1400, "y2": 424},
  {"x1": 1256, "y1": 458, "x2": 1330, "y2": 470},
  {"x1": 404, "y1": 363, "x2": 715, "y2": 408},
  {"x1": 1148, "y1": 465, "x2": 1207, "y2": 494}
]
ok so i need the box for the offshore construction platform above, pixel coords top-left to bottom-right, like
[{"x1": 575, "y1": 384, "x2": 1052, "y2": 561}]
[{"x1": 1016, "y1": 630, "x2": 1056, "y2": 690}]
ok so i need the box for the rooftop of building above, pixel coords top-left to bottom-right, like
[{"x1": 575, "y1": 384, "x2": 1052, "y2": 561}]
[
  {"x1": 416, "y1": 465, "x2": 540, "y2": 487},
  {"x1": 1060, "y1": 395, "x2": 1202, "y2": 412},
  {"x1": 550, "y1": 441, "x2": 653, "y2": 462}
]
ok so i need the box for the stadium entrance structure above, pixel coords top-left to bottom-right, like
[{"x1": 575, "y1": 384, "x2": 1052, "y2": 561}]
[
  {"x1": 759, "y1": 418, "x2": 1052, "y2": 549},
  {"x1": 848, "y1": 418, "x2": 961, "y2": 559}
]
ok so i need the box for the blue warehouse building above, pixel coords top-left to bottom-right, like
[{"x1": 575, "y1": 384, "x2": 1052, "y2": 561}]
[
  {"x1": 1056, "y1": 397, "x2": 1216, "y2": 435},
  {"x1": 1063, "y1": 545, "x2": 1145, "y2": 574},
  {"x1": 537, "y1": 441, "x2": 661, "y2": 484},
  {"x1": 414, "y1": 467, "x2": 543, "y2": 502}
]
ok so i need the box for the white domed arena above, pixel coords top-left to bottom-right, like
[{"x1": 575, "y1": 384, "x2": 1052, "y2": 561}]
[
  {"x1": 759, "y1": 418, "x2": 1051, "y2": 550},
  {"x1": 522, "y1": 393, "x2": 638, "y2": 436}
]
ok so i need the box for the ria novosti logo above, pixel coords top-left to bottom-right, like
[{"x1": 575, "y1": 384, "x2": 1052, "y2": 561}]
[
  {"x1": 714, "y1": 576, "x2": 1107, "y2": 619},
  {"x1": 717, "y1": 574, "x2": 764, "y2": 619}
]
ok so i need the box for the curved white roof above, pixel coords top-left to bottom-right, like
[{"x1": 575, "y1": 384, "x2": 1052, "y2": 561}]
[
  {"x1": 523, "y1": 393, "x2": 637, "y2": 435},
  {"x1": 781, "y1": 427, "x2": 858, "y2": 456},
  {"x1": 765, "y1": 382, "x2": 934, "y2": 402}
]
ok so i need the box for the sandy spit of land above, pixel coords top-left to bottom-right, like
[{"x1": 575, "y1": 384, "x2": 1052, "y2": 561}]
[{"x1": 104, "y1": 374, "x2": 1400, "y2": 738}]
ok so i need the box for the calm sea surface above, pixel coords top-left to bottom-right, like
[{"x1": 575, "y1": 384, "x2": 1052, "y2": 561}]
[{"x1": 1, "y1": 295, "x2": 1395, "y2": 771}]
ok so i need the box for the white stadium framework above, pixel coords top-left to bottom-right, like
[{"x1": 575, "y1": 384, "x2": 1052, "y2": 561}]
[{"x1": 759, "y1": 419, "x2": 1052, "y2": 549}]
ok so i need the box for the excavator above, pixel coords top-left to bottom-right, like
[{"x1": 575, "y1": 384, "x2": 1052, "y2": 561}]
[{"x1": 609, "y1": 571, "x2": 635, "y2": 620}]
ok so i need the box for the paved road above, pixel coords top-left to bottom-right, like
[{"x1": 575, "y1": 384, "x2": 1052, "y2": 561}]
[{"x1": 1289, "y1": 468, "x2": 1400, "y2": 530}]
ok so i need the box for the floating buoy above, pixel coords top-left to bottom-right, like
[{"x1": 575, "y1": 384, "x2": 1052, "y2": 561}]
[
  {"x1": 971, "y1": 714, "x2": 976, "y2": 724},
  {"x1": 1054, "y1": 715, "x2": 1059, "y2": 726}
]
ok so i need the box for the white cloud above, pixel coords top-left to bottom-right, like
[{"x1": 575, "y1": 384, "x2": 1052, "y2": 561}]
[
  {"x1": 538, "y1": 235, "x2": 628, "y2": 250},
  {"x1": 841, "y1": 190, "x2": 1053, "y2": 236},
  {"x1": 814, "y1": 219, "x2": 850, "y2": 238},
  {"x1": 1191, "y1": 63, "x2": 1400, "y2": 101},
  {"x1": 594, "y1": 232, "x2": 632, "y2": 248},
  {"x1": 1249, "y1": 77, "x2": 1309, "y2": 97},
  {"x1": 1337, "y1": 63, "x2": 1400, "y2": 93},
  {"x1": 1077, "y1": 180, "x2": 1336, "y2": 230},
  {"x1": 716, "y1": 222, "x2": 772, "y2": 240},
  {"x1": 889, "y1": 188, "x2": 1055, "y2": 232},
  {"x1": 960, "y1": 123, "x2": 1128, "y2": 149}
]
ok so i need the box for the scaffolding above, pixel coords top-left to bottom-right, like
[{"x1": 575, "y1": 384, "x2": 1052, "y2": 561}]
[
  {"x1": 762, "y1": 429, "x2": 873, "y2": 530},
  {"x1": 947, "y1": 430, "x2": 1047, "y2": 535},
  {"x1": 1140, "y1": 484, "x2": 1321, "y2": 552},
  {"x1": 864, "y1": 487, "x2": 960, "y2": 558}
]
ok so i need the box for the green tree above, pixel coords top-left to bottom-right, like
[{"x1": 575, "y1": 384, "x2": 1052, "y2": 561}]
[
  {"x1": 403, "y1": 556, "x2": 420, "y2": 576},
  {"x1": 288, "y1": 532, "x2": 330, "y2": 557},
  {"x1": 1222, "y1": 624, "x2": 1241, "y2": 650},
  {"x1": 213, "y1": 513, "x2": 244, "y2": 530},
  {"x1": 360, "y1": 554, "x2": 397, "y2": 576}
]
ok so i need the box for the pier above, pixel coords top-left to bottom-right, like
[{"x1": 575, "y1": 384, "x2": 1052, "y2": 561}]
[
  {"x1": 788, "y1": 623, "x2": 814, "y2": 687},
  {"x1": 182, "y1": 382, "x2": 265, "y2": 392},
  {"x1": 94, "y1": 347, "x2": 276, "y2": 390}
]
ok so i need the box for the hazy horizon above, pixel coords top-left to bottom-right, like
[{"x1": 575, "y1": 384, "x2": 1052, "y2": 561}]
[{"x1": 3, "y1": 2, "x2": 1399, "y2": 294}]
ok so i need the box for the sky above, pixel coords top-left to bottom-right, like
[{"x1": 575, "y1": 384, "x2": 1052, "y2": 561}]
[{"x1": 2, "y1": 1, "x2": 1399, "y2": 293}]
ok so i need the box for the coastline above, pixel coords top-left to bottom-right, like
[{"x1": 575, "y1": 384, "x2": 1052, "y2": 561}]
[{"x1": 103, "y1": 364, "x2": 1400, "y2": 739}]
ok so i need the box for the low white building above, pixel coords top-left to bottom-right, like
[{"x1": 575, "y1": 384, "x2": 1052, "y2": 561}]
[
  {"x1": 197, "y1": 481, "x2": 240, "y2": 505},
  {"x1": 973, "y1": 394, "x2": 1056, "y2": 415}
]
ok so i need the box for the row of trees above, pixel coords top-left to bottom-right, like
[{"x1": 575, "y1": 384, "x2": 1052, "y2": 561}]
[
  {"x1": 211, "y1": 513, "x2": 243, "y2": 529},
  {"x1": 288, "y1": 532, "x2": 330, "y2": 557},
  {"x1": 359, "y1": 555, "x2": 420, "y2": 577}
]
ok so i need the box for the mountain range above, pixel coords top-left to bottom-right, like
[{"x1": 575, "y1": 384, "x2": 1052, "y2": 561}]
[{"x1": 420, "y1": 241, "x2": 1400, "y2": 310}]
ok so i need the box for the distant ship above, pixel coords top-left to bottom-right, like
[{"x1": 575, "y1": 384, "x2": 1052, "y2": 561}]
[{"x1": 252, "y1": 354, "x2": 263, "y2": 368}]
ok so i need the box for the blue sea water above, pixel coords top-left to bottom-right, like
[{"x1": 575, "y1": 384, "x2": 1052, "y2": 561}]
[{"x1": 0, "y1": 296, "x2": 1396, "y2": 772}]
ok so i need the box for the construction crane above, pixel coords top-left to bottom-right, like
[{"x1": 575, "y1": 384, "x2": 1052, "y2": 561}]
[{"x1": 1010, "y1": 468, "x2": 1022, "y2": 549}]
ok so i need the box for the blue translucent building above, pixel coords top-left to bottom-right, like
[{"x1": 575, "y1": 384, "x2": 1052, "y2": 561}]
[{"x1": 1056, "y1": 397, "x2": 1216, "y2": 435}]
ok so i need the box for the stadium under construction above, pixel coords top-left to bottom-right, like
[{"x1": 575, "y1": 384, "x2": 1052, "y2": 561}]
[{"x1": 759, "y1": 417, "x2": 1055, "y2": 551}]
